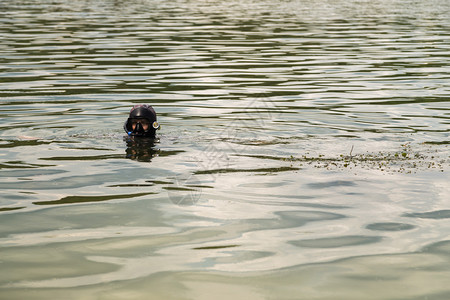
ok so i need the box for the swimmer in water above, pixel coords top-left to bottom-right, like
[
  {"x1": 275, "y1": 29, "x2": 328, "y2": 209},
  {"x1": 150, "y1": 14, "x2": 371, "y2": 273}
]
[{"x1": 124, "y1": 104, "x2": 160, "y2": 139}]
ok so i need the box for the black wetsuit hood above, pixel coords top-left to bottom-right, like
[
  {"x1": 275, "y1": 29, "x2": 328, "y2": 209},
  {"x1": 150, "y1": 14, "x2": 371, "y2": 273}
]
[{"x1": 124, "y1": 105, "x2": 159, "y2": 138}]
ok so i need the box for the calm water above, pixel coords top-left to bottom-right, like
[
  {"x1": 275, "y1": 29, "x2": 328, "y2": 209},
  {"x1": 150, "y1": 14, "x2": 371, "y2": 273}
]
[{"x1": 1, "y1": 0, "x2": 450, "y2": 299}]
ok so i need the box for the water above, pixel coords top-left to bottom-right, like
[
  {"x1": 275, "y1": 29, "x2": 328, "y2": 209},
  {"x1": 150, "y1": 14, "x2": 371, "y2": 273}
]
[{"x1": 1, "y1": 0, "x2": 449, "y2": 298}]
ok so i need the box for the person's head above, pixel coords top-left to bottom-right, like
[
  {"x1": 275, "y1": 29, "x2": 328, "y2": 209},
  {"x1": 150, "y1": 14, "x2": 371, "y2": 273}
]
[{"x1": 124, "y1": 104, "x2": 160, "y2": 138}]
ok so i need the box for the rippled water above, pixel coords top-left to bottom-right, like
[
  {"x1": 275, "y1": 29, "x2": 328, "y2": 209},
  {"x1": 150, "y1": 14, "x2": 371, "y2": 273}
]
[{"x1": 1, "y1": 0, "x2": 450, "y2": 299}]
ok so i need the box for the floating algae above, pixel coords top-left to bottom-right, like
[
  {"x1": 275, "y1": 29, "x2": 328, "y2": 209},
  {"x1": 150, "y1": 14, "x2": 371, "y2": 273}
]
[{"x1": 284, "y1": 143, "x2": 448, "y2": 174}]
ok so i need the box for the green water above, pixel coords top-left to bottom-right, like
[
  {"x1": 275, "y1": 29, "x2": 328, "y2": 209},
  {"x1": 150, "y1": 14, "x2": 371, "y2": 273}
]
[{"x1": 1, "y1": 0, "x2": 449, "y2": 299}]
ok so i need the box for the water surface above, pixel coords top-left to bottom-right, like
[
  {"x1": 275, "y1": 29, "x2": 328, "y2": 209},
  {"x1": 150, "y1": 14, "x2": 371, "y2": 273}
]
[{"x1": 1, "y1": 0, "x2": 449, "y2": 299}]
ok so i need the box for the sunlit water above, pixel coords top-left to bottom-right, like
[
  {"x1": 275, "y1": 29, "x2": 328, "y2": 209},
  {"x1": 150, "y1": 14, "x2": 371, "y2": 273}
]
[{"x1": 1, "y1": 0, "x2": 449, "y2": 299}]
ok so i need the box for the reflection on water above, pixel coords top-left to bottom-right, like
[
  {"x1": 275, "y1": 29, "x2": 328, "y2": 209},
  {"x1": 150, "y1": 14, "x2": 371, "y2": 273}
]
[
  {"x1": 0, "y1": 0, "x2": 449, "y2": 298},
  {"x1": 124, "y1": 136, "x2": 159, "y2": 162}
]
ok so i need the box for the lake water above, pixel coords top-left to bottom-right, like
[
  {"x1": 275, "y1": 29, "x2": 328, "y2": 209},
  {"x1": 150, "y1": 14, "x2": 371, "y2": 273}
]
[{"x1": 1, "y1": 0, "x2": 449, "y2": 299}]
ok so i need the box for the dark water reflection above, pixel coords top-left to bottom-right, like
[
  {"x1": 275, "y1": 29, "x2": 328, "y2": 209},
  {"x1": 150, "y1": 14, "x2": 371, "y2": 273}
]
[
  {"x1": 0, "y1": 0, "x2": 449, "y2": 298},
  {"x1": 124, "y1": 137, "x2": 159, "y2": 162}
]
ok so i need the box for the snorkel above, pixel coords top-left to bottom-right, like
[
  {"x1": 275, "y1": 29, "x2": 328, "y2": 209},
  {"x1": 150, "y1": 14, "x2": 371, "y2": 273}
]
[{"x1": 124, "y1": 105, "x2": 160, "y2": 138}]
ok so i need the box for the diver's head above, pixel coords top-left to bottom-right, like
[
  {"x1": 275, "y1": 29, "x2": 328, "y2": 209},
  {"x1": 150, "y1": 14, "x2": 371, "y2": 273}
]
[{"x1": 124, "y1": 104, "x2": 160, "y2": 138}]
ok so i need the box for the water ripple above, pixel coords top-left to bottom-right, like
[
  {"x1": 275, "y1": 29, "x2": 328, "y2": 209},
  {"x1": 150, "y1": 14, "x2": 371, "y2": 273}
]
[{"x1": 1, "y1": 0, "x2": 450, "y2": 297}]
